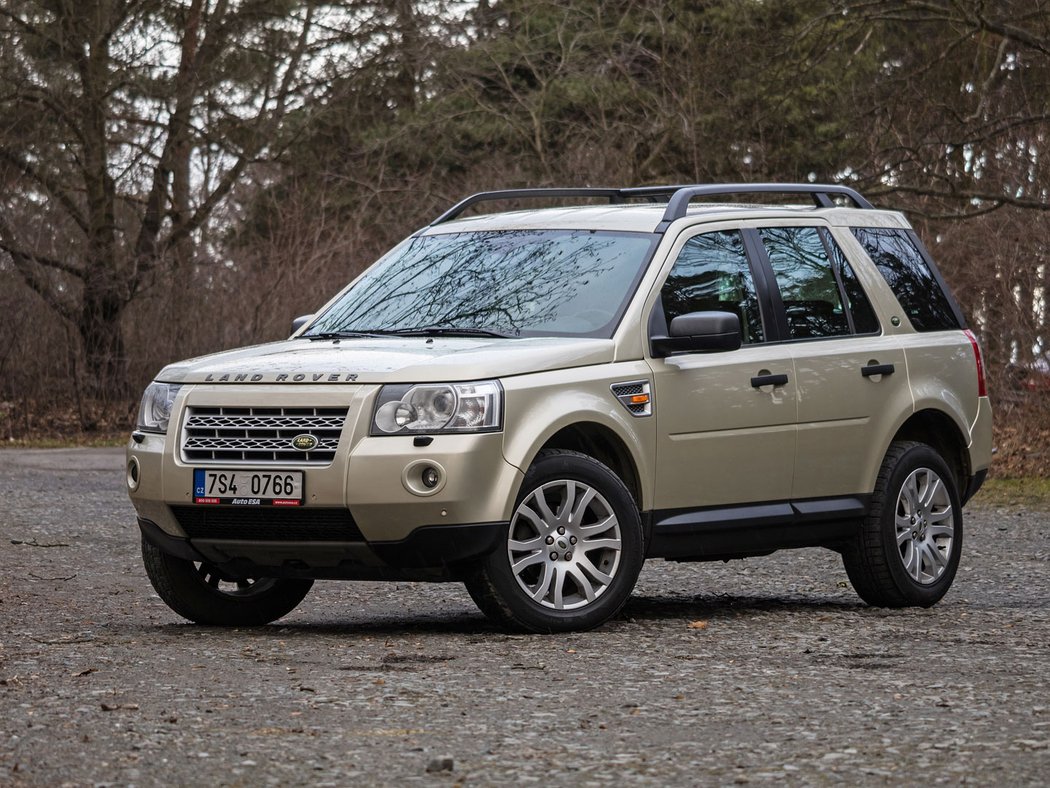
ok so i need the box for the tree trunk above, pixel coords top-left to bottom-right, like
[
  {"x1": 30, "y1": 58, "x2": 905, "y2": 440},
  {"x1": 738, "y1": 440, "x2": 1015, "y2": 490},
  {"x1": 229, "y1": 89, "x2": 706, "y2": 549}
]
[{"x1": 78, "y1": 283, "x2": 130, "y2": 402}]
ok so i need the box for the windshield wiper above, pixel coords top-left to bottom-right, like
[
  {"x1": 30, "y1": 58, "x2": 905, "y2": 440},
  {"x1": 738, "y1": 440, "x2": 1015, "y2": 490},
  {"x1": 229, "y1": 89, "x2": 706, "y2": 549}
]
[
  {"x1": 306, "y1": 326, "x2": 515, "y2": 340},
  {"x1": 305, "y1": 330, "x2": 391, "y2": 340},
  {"x1": 381, "y1": 326, "x2": 514, "y2": 338}
]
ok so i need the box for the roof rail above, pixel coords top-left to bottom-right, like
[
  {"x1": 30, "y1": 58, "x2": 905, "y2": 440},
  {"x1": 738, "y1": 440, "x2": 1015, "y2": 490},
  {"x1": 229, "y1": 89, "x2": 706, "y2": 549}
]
[
  {"x1": 430, "y1": 188, "x2": 628, "y2": 226},
  {"x1": 656, "y1": 183, "x2": 873, "y2": 230},
  {"x1": 429, "y1": 183, "x2": 874, "y2": 228}
]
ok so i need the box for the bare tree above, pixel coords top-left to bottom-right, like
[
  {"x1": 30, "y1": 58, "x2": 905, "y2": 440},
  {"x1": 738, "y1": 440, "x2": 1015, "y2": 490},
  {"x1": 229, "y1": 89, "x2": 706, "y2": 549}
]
[{"x1": 0, "y1": 0, "x2": 330, "y2": 397}]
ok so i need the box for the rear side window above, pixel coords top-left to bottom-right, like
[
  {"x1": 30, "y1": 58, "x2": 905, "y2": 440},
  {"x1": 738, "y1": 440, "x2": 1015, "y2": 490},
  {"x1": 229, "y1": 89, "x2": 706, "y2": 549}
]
[
  {"x1": 756, "y1": 226, "x2": 878, "y2": 338},
  {"x1": 851, "y1": 228, "x2": 961, "y2": 331},
  {"x1": 760, "y1": 227, "x2": 850, "y2": 339}
]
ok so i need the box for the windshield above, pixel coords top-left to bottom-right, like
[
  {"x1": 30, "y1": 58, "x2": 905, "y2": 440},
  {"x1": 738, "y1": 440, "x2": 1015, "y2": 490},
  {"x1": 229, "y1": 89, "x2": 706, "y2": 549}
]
[{"x1": 305, "y1": 229, "x2": 656, "y2": 339}]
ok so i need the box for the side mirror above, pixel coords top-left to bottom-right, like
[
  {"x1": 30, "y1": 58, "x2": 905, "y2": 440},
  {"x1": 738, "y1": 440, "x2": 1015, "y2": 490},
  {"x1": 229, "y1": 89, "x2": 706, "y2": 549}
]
[
  {"x1": 650, "y1": 311, "x2": 742, "y2": 358},
  {"x1": 290, "y1": 314, "x2": 314, "y2": 335}
]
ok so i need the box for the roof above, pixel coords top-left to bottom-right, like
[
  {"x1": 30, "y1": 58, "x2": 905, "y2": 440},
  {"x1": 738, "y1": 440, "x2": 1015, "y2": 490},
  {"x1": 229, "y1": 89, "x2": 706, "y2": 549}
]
[{"x1": 422, "y1": 201, "x2": 910, "y2": 236}]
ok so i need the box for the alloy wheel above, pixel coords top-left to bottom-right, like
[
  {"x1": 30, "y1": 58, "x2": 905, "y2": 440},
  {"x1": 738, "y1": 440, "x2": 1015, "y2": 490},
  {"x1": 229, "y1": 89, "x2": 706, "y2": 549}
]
[
  {"x1": 507, "y1": 479, "x2": 622, "y2": 610},
  {"x1": 894, "y1": 467, "x2": 954, "y2": 585}
]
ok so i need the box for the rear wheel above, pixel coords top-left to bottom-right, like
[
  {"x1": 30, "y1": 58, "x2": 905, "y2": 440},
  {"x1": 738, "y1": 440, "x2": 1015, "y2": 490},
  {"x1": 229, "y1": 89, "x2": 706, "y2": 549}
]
[
  {"x1": 465, "y1": 449, "x2": 644, "y2": 633},
  {"x1": 843, "y1": 440, "x2": 962, "y2": 607},
  {"x1": 142, "y1": 537, "x2": 313, "y2": 626}
]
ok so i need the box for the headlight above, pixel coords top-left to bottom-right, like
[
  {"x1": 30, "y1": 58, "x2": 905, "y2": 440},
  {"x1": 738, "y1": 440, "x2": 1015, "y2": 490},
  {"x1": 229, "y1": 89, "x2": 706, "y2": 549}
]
[
  {"x1": 136, "y1": 382, "x2": 182, "y2": 434},
  {"x1": 372, "y1": 381, "x2": 502, "y2": 435}
]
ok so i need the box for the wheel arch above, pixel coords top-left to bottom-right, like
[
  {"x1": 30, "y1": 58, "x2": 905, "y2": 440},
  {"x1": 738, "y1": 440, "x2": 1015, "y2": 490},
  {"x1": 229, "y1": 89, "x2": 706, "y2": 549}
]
[
  {"x1": 537, "y1": 422, "x2": 644, "y2": 510},
  {"x1": 502, "y1": 400, "x2": 652, "y2": 513},
  {"x1": 889, "y1": 407, "x2": 971, "y2": 494}
]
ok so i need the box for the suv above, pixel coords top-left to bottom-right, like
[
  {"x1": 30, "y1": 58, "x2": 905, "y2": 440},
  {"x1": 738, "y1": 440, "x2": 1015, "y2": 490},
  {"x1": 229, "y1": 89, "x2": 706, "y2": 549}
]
[{"x1": 127, "y1": 184, "x2": 992, "y2": 633}]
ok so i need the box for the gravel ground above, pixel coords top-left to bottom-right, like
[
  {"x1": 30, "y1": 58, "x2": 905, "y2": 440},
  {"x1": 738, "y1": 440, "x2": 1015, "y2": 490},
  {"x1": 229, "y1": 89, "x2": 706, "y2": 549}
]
[{"x1": 1, "y1": 448, "x2": 1048, "y2": 786}]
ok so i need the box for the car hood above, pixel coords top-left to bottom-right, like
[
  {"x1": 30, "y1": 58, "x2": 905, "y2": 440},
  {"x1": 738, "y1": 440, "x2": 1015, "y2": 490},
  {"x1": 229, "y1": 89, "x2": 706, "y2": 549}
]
[{"x1": 155, "y1": 336, "x2": 616, "y2": 385}]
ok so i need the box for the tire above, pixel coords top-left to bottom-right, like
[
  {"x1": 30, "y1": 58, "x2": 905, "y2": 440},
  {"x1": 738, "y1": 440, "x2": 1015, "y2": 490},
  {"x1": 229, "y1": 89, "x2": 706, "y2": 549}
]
[
  {"x1": 141, "y1": 537, "x2": 313, "y2": 626},
  {"x1": 464, "y1": 449, "x2": 644, "y2": 633},
  {"x1": 843, "y1": 440, "x2": 963, "y2": 608}
]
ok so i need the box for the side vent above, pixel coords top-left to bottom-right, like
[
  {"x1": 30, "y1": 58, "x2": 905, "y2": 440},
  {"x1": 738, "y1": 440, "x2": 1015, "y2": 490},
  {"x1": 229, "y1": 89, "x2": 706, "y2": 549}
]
[{"x1": 611, "y1": 380, "x2": 653, "y2": 417}]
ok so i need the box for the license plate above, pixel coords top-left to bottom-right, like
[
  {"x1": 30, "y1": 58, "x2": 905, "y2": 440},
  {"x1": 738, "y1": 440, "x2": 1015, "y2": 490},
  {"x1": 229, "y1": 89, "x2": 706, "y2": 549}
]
[{"x1": 193, "y1": 469, "x2": 304, "y2": 506}]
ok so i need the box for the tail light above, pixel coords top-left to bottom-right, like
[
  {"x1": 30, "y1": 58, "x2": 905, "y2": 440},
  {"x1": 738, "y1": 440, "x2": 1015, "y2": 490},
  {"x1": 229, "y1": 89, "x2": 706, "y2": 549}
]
[{"x1": 964, "y1": 329, "x2": 987, "y2": 397}]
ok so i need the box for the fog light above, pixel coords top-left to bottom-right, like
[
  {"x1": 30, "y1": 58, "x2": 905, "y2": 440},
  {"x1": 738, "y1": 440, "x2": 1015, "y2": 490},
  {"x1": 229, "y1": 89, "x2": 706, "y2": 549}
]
[
  {"x1": 401, "y1": 459, "x2": 446, "y2": 496},
  {"x1": 421, "y1": 466, "x2": 440, "y2": 488}
]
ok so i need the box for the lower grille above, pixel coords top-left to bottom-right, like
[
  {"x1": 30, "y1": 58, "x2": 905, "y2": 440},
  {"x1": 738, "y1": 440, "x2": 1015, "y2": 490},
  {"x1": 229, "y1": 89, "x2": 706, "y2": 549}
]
[{"x1": 172, "y1": 506, "x2": 364, "y2": 542}]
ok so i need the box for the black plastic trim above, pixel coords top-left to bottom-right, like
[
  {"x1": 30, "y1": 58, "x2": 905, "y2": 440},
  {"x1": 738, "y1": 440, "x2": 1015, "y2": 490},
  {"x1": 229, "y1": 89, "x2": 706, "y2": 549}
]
[
  {"x1": 138, "y1": 518, "x2": 207, "y2": 562},
  {"x1": 962, "y1": 468, "x2": 988, "y2": 505},
  {"x1": 655, "y1": 184, "x2": 873, "y2": 231},
  {"x1": 647, "y1": 495, "x2": 870, "y2": 559},
  {"x1": 742, "y1": 227, "x2": 789, "y2": 342},
  {"x1": 171, "y1": 505, "x2": 365, "y2": 542},
  {"x1": 369, "y1": 522, "x2": 506, "y2": 568},
  {"x1": 432, "y1": 188, "x2": 631, "y2": 225},
  {"x1": 751, "y1": 373, "x2": 789, "y2": 388},
  {"x1": 138, "y1": 515, "x2": 508, "y2": 580},
  {"x1": 819, "y1": 227, "x2": 856, "y2": 334}
]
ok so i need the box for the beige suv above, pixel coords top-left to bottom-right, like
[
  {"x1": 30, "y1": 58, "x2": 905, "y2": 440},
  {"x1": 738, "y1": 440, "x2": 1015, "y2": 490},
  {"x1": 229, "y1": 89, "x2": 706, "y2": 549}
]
[{"x1": 127, "y1": 184, "x2": 992, "y2": 632}]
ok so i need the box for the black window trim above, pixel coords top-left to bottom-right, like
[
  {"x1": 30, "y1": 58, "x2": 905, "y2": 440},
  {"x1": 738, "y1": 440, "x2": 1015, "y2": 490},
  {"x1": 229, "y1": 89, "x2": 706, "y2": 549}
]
[
  {"x1": 818, "y1": 228, "x2": 856, "y2": 335},
  {"x1": 648, "y1": 222, "x2": 895, "y2": 352},
  {"x1": 741, "y1": 228, "x2": 788, "y2": 342}
]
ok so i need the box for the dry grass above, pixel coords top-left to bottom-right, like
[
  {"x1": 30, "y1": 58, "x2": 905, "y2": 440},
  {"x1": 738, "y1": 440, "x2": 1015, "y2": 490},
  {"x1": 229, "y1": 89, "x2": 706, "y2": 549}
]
[
  {"x1": 989, "y1": 399, "x2": 1050, "y2": 479},
  {"x1": 1, "y1": 399, "x2": 134, "y2": 447},
  {"x1": 974, "y1": 477, "x2": 1050, "y2": 508}
]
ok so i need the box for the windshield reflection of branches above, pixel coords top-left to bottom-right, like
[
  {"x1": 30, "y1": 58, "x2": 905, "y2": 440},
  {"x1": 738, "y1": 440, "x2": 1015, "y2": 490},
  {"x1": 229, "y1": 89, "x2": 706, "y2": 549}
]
[{"x1": 314, "y1": 231, "x2": 648, "y2": 336}]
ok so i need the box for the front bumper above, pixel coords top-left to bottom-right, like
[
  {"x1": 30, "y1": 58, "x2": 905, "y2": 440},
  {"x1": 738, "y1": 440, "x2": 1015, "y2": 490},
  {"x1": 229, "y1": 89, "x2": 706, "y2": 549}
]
[
  {"x1": 137, "y1": 517, "x2": 505, "y2": 581},
  {"x1": 127, "y1": 384, "x2": 523, "y2": 575}
]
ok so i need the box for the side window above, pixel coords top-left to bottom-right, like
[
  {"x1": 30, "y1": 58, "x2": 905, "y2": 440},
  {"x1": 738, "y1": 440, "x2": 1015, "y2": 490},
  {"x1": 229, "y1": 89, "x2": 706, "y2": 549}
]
[
  {"x1": 822, "y1": 229, "x2": 880, "y2": 334},
  {"x1": 851, "y1": 227, "x2": 960, "y2": 331},
  {"x1": 760, "y1": 227, "x2": 850, "y2": 339},
  {"x1": 661, "y1": 230, "x2": 764, "y2": 343}
]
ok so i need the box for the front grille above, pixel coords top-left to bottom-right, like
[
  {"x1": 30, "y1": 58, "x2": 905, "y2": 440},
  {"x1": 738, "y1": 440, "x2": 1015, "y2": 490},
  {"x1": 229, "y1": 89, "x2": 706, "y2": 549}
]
[
  {"x1": 172, "y1": 506, "x2": 364, "y2": 542},
  {"x1": 181, "y1": 406, "x2": 348, "y2": 464}
]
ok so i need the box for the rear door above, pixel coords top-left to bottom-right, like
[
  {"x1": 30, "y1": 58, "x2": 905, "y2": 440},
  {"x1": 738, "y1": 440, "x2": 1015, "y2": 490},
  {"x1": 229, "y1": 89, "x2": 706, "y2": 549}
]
[{"x1": 752, "y1": 225, "x2": 910, "y2": 500}]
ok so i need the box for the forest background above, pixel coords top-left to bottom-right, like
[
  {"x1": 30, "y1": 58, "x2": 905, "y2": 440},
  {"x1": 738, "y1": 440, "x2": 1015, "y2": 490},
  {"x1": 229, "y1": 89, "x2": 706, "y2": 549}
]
[{"x1": 0, "y1": 0, "x2": 1047, "y2": 476}]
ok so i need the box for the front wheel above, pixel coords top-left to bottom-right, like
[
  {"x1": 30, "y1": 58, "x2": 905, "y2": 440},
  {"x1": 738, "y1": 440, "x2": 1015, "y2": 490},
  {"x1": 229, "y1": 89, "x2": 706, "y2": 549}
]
[
  {"x1": 843, "y1": 441, "x2": 963, "y2": 608},
  {"x1": 464, "y1": 449, "x2": 644, "y2": 633},
  {"x1": 142, "y1": 537, "x2": 313, "y2": 626}
]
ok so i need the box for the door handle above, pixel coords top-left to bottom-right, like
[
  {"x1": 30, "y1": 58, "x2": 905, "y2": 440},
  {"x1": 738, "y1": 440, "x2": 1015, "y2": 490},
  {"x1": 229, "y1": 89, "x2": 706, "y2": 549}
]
[
  {"x1": 751, "y1": 373, "x2": 789, "y2": 388},
  {"x1": 861, "y1": 363, "x2": 895, "y2": 378}
]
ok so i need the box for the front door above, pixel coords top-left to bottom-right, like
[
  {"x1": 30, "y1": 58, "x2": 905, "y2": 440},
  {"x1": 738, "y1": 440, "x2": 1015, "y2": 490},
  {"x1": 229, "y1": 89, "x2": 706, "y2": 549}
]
[{"x1": 648, "y1": 228, "x2": 797, "y2": 512}]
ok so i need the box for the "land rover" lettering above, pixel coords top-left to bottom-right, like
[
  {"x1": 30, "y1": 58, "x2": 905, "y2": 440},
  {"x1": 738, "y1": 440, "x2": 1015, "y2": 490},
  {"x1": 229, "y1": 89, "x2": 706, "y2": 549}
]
[{"x1": 204, "y1": 372, "x2": 359, "y2": 382}]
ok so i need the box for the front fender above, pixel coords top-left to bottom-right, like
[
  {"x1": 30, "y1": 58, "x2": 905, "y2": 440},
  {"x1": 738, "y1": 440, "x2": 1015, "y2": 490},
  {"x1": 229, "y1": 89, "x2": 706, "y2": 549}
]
[{"x1": 500, "y1": 364, "x2": 656, "y2": 511}]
